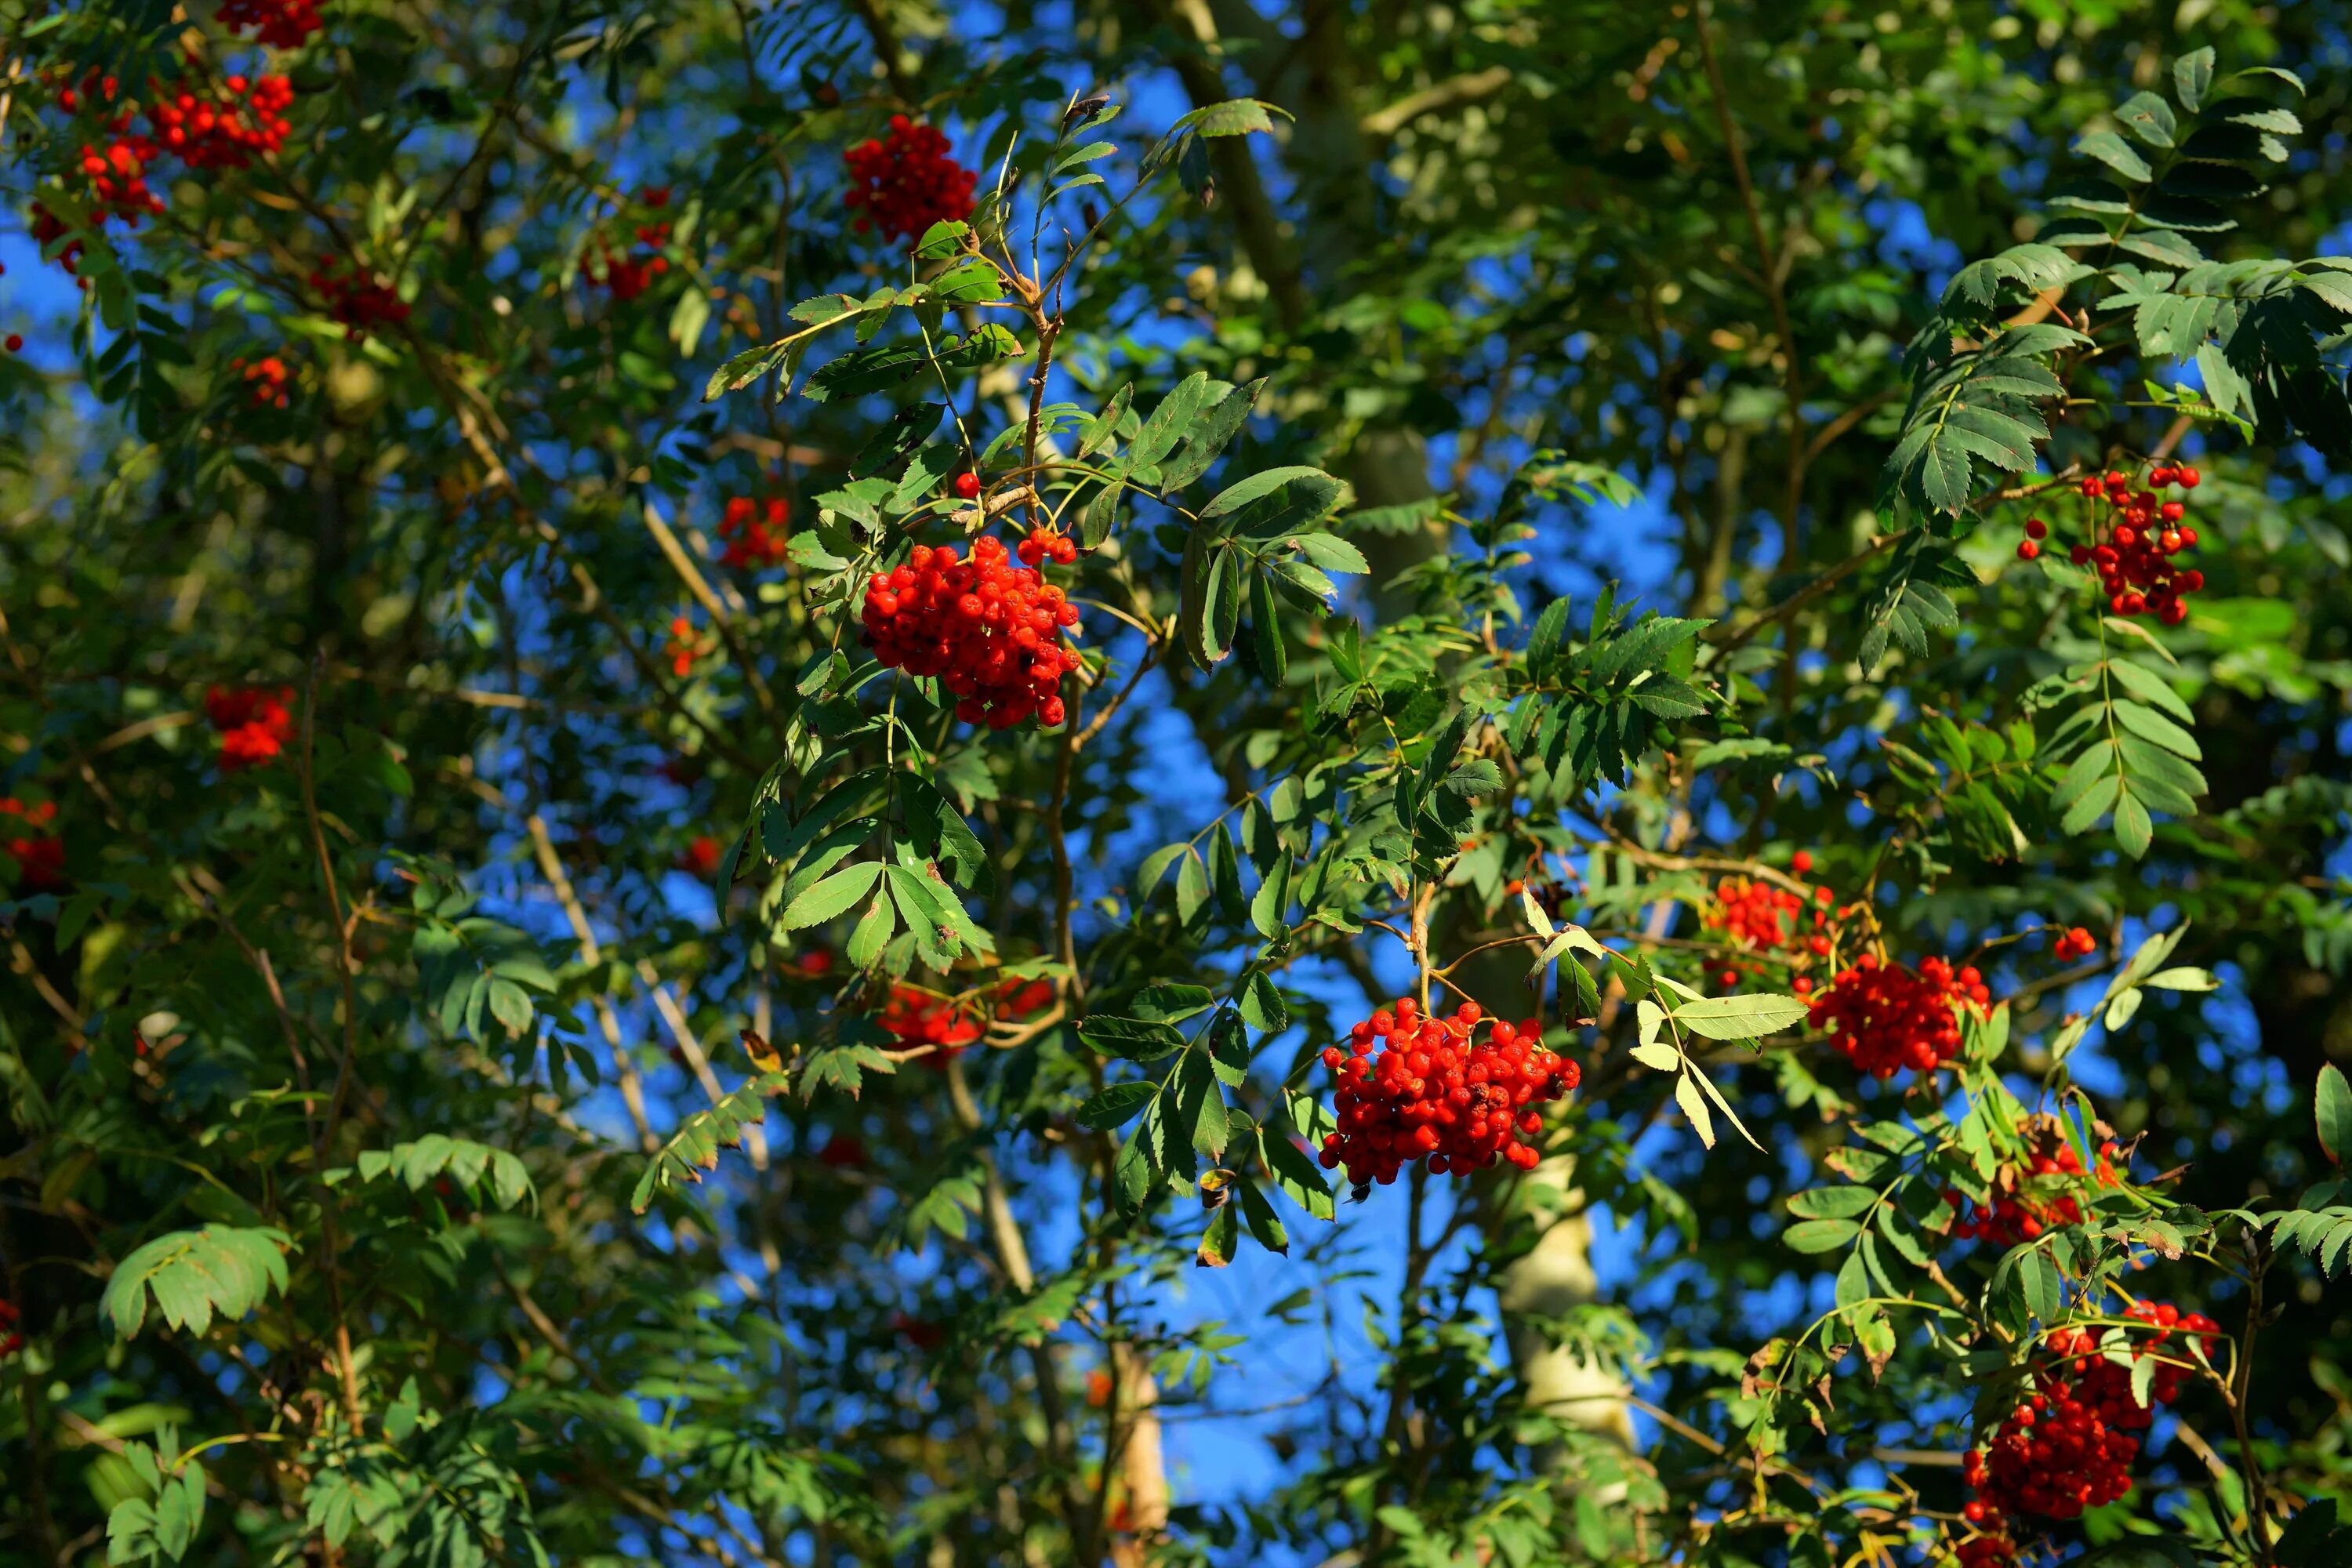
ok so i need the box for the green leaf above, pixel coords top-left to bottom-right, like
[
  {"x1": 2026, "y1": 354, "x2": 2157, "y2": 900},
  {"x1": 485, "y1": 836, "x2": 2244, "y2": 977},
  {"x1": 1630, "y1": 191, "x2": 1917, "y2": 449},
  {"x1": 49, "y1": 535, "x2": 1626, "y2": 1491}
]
[
  {"x1": 102, "y1": 1227, "x2": 292, "y2": 1338},
  {"x1": 1784, "y1": 1218, "x2": 1860, "y2": 1254},
  {"x1": 2176, "y1": 47, "x2": 2215, "y2": 111},
  {"x1": 1201, "y1": 466, "x2": 1347, "y2": 535},
  {"x1": 1671, "y1": 993, "x2": 1810, "y2": 1041},
  {"x1": 1236, "y1": 1180, "x2": 1289, "y2": 1255},
  {"x1": 1133, "y1": 983, "x2": 1215, "y2": 1024},
  {"x1": 2114, "y1": 786, "x2": 2154, "y2": 858},
  {"x1": 2075, "y1": 130, "x2": 2153, "y2": 183},
  {"x1": 1078, "y1": 1015, "x2": 1186, "y2": 1061},
  {"x1": 780, "y1": 862, "x2": 883, "y2": 931},
  {"x1": 2320, "y1": 1064, "x2": 2352, "y2": 1168},
  {"x1": 1077, "y1": 1081, "x2": 1158, "y2": 1131},
  {"x1": 2117, "y1": 90, "x2": 2178, "y2": 149}
]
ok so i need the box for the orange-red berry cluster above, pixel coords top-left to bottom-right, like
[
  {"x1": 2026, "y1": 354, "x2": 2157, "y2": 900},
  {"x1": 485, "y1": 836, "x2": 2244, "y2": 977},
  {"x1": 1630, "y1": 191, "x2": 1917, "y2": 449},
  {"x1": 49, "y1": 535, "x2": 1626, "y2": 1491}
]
[
  {"x1": 1806, "y1": 954, "x2": 1991, "y2": 1079},
  {"x1": 217, "y1": 0, "x2": 325, "y2": 47},
  {"x1": 231, "y1": 354, "x2": 291, "y2": 407},
  {"x1": 1945, "y1": 1125, "x2": 2122, "y2": 1247},
  {"x1": 860, "y1": 539, "x2": 1082, "y2": 730},
  {"x1": 1957, "y1": 1303, "x2": 2220, "y2": 1563},
  {"x1": 1017, "y1": 524, "x2": 1077, "y2": 568},
  {"x1": 2053, "y1": 924, "x2": 2097, "y2": 961},
  {"x1": 663, "y1": 615, "x2": 703, "y2": 678},
  {"x1": 1702, "y1": 850, "x2": 1841, "y2": 991},
  {"x1": 0, "y1": 1298, "x2": 20, "y2": 1358},
  {"x1": 720, "y1": 495, "x2": 791, "y2": 566},
  {"x1": 205, "y1": 684, "x2": 293, "y2": 771},
  {"x1": 882, "y1": 982, "x2": 983, "y2": 1063},
  {"x1": 606, "y1": 188, "x2": 676, "y2": 299},
  {"x1": 843, "y1": 116, "x2": 977, "y2": 246},
  {"x1": 1318, "y1": 998, "x2": 1579, "y2": 1184},
  {"x1": 38, "y1": 67, "x2": 296, "y2": 272},
  {"x1": 151, "y1": 74, "x2": 296, "y2": 168},
  {"x1": 2020, "y1": 466, "x2": 2206, "y2": 625},
  {"x1": 2, "y1": 798, "x2": 66, "y2": 893},
  {"x1": 310, "y1": 258, "x2": 410, "y2": 340}
]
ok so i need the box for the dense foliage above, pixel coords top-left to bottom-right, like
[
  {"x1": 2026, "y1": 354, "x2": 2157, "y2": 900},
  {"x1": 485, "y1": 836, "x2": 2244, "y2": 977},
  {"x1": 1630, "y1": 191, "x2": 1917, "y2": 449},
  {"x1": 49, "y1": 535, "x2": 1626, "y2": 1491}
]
[{"x1": 4, "y1": 1, "x2": 2352, "y2": 1566}]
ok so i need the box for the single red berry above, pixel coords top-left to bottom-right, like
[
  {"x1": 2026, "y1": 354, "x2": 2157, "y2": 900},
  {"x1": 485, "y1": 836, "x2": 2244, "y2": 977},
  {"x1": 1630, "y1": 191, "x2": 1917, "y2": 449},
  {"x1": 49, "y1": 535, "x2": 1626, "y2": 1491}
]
[
  {"x1": 2024, "y1": 517, "x2": 2047, "y2": 539},
  {"x1": 953, "y1": 471, "x2": 981, "y2": 500},
  {"x1": 2178, "y1": 466, "x2": 2201, "y2": 488},
  {"x1": 1791, "y1": 850, "x2": 1813, "y2": 874},
  {"x1": 2, "y1": 335, "x2": 19, "y2": 353},
  {"x1": 2016, "y1": 539, "x2": 2041, "y2": 561}
]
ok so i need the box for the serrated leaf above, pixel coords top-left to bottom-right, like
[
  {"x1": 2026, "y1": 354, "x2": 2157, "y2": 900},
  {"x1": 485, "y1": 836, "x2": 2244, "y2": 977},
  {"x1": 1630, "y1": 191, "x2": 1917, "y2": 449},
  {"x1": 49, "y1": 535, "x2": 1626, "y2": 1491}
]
[
  {"x1": 1077, "y1": 1081, "x2": 1157, "y2": 1131},
  {"x1": 1079, "y1": 1015, "x2": 1187, "y2": 1061}
]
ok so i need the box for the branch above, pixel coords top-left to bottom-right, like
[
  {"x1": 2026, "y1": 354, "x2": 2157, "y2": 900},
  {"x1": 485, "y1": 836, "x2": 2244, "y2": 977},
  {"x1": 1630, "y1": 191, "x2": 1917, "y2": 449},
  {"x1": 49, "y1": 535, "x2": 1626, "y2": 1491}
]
[{"x1": 1359, "y1": 66, "x2": 1512, "y2": 140}]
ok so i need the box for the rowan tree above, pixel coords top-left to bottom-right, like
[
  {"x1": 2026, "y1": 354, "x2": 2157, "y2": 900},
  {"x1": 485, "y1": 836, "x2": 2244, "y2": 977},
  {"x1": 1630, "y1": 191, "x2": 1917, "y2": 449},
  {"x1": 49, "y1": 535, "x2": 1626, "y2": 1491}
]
[{"x1": 3, "y1": 2, "x2": 2352, "y2": 1566}]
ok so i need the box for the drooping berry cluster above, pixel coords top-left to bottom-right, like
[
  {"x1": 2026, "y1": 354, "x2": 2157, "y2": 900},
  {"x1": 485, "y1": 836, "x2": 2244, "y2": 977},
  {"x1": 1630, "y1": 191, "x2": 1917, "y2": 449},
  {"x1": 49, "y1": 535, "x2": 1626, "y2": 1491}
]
[
  {"x1": 310, "y1": 258, "x2": 411, "y2": 340},
  {"x1": 1806, "y1": 954, "x2": 1991, "y2": 1079},
  {"x1": 2020, "y1": 466, "x2": 2207, "y2": 626},
  {"x1": 1957, "y1": 1303, "x2": 2221, "y2": 1563},
  {"x1": 1944, "y1": 1120, "x2": 2122, "y2": 1247},
  {"x1": 2, "y1": 798, "x2": 66, "y2": 893},
  {"x1": 231, "y1": 353, "x2": 291, "y2": 407},
  {"x1": 205, "y1": 684, "x2": 293, "y2": 771},
  {"x1": 35, "y1": 67, "x2": 303, "y2": 278},
  {"x1": 1017, "y1": 524, "x2": 1077, "y2": 568},
  {"x1": 150, "y1": 74, "x2": 296, "y2": 169},
  {"x1": 1318, "y1": 999, "x2": 1579, "y2": 1184},
  {"x1": 2053, "y1": 924, "x2": 2097, "y2": 961},
  {"x1": 843, "y1": 116, "x2": 977, "y2": 247},
  {"x1": 1702, "y1": 850, "x2": 1843, "y2": 991},
  {"x1": 720, "y1": 495, "x2": 791, "y2": 567},
  {"x1": 881, "y1": 982, "x2": 984, "y2": 1060},
  {"x1": 217, "y1": 0, "x2": 325, "y2": 48},
  {"x1": 0, "y1": 1298, "x2": 20, "y2": 1358},
  {"x1": 860, "y1": 539, "x2": 1083, "y2": 730}
]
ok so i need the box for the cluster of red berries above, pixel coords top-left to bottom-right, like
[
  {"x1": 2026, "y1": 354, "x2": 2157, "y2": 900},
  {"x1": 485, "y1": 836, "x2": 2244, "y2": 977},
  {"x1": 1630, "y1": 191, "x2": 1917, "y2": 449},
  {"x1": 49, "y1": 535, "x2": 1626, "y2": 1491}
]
[
  {"x1": 1700, "y1": 851, "x2": 1842, "y2": 991},
  {"x1": 1016, "y1": 525, "x2": 1078, "y2": 568},
  {"x1": 1318, "y1": 998, "x2": 1579, "y2": 1185},
  {"x1": 310, "y1": 258, "x2": 410, "y2": 340},
  {"x1": 881, "y1": 982, "x2": 984, "y2": 1062},
  {"x1": 788, "y1": 949, "x2": 836, "y2": 980},
  {"x1": 1945, "y1": 1126, "x2": 2122, "y2": 1246},
  {"x1": 594, "y1": 192, "x2": 673, "y2": 300},
  {"x1": 2053, "y1": 925, "x2": 2097, "y2": 961},
  {"x1": 843, "y1": 116, "x2": 977, "y2": 246},
  {"x1": 0, "y1": 1298, "x2": 20, "y2": 1358},
  {"x1": 720, "y1": 495, "x2": 791, "y2": 567},
  {"x1": 2, "y1": 799, "x2": 67, "y2": 894},
  {"x1": 1806, "y1": 954, "x2": 1991, "y2": 1079},
  {"x1": 151, "y1": 74, "x2": 296, "y2": 169},
  {"x1": 73, "y1": 120, "x2": 166, "y2": 228},
  {"x1": 230, "y1": 354, "x2": 292, "y2": 407},
  {"x1": 217, "y1": 0, "x2": 325, "y2": 47},
  {"x1": 880, "y1": 977, "x2": 1054, "y2": 1067},
  {"x1": 205, "y1": 684, "x2": 293, "y2": 771},
  {"x1": 1957, "y1": 1302, "x2": 2221, "y2": 1563},
  {"x1": 663, "y1": 615, "x2": 704, "y2": 678},
  {"x1": 816, "y1": 1133, "x2": 868, "y2": 1169},
  {"x1": 860, "y1": 539, "x2": 1083, "y2": 730},
  {"x1": 2018, "y1": 466, "x2": 2208, "y2": 626}
]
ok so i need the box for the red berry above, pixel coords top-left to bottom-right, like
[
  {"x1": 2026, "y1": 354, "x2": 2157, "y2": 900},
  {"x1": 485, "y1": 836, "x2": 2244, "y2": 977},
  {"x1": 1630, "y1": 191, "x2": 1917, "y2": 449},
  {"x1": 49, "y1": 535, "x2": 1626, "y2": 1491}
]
[
  {"x1": 2, "y1": 335, "x2": 18, "y2": 353},
  {"x1": 2016, "y1": 539, "x2": 2040, "y2": 561},
  {"x1": 2178, "y1": 466, "x2": 2200, "y2": 488},
  {"x1": 1791, "y1": 850, "x2": 1813, "y2": 874},
  {"x1": 1806, "y1": 954, "x2": 1989, "y2": 1080},
  {"x1": 2024, "y1": 517, "x2": 2047, "y2": 539},
  {"x1": 953, "y1": 471, "x2": 982, "y2": 500},
  {"x1": 1320, "y1": 998, "x2": 1580, "y2": 1186}
]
